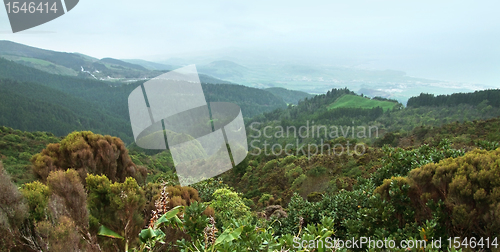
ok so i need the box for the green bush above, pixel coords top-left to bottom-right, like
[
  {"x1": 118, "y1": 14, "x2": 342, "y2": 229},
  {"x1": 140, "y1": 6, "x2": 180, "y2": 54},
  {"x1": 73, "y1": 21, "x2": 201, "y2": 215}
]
[
  {"x1": 307, "y1": 166, "x2": 326, "y2": 177},
  {"x1": 3, "y1": 134, "x2": 20, "y2": 143},
  {"x1": 285, "y1": 165, "x2": 302, "y2": 180},
  {"x1": 209, "y1": 188, "x2": 251, "y2": 226},
  {"x1": 20, "y1": 181, "x2": 50, "y2": 222},
  {"x1": 86, "y1": 174, "x2": 146, "y2": 251},
  {"x1": 258, "y1": 193, "x2": 274, "y2": 206},
  {"x1": 262, "y1": 159, "x2": 278, "y2": 172},
  {"x1": 373, "y1": 139, "x2": 464, "y2": 185},
  {"x1": 292, "y1": 174, "x2": 306, "y2": 189},
  {"x1": 18, "y1": 152, "x2": 32, "y2": 161},
  {"x1": 280, "y1": 155, "x2": 297, "y2": 166},
  {"x1": 475, "y1": 139, "x2": 499, "y2": 150},
  {"x1": 409, "y1": 148, "x2": 500, "y2": 238},
  {"x1": 191, "y1": 177, "x2": 230, "y2": 202},
  {"x1": 306, "y1": 192, "x2": 323, "y2": 202}
]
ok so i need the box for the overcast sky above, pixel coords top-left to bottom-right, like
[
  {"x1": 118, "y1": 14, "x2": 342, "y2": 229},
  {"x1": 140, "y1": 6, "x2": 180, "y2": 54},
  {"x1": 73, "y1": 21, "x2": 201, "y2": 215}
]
[{"x1": 1, "y1": 0, "x2": 499, "y2": 85}]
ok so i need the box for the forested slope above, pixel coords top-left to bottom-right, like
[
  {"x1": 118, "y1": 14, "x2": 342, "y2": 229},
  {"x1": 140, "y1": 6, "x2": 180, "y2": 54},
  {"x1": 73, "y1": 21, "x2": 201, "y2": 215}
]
[
  {"x1": 0, "y1": 59, "x2": 288, "y2": 140},
  {"x1": 0, "y1": 79, "x2": 132, "y2": 140},
  {"x1": 264, "y1": 87, "x2": 314, "y2": 105}
]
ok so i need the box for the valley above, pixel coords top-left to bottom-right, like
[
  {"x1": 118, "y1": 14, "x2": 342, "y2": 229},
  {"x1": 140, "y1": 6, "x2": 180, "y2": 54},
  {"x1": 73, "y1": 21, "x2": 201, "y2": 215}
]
[{"x1": 0, "y1": 41, "x2": 499, "y2": 252}]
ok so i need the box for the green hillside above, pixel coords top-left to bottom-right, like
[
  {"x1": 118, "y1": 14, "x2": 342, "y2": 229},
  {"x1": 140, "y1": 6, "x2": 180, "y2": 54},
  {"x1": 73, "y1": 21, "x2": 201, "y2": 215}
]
[
  {"x1": 245, "y1": 87, "x2": 500, "y2": 151},
  {"x1": 0, "y1": 78, "x2": 133, "y2": 141},
  {"x1": 121, "y1": 59, "x2": 179, "y2": 71},
  {"x1": 0, "y1": 126, "x2": 60, "y2": 184},
  {"x1": 0, "y1": 40, "x2": 94, "y2": 71},
  {"x1": 0, "y1": 58, "x2": 287, "y2": 144},
  {"x1": 0, "y1": 41, "x2": 164, "y2": 80},
  {"x1": 264, "y1": 87, "x2": 314, "y2": 105},
  {"x1": 328, "y1": 94, "x2": 398, "y2": 111},
  {"x1": 202, "y1": 84, "x2": 287, "y2": 117}
]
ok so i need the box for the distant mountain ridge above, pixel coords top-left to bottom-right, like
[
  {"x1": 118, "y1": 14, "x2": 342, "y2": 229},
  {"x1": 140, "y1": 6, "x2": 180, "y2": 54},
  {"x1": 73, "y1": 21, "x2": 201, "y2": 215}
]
[
  {"x1": 0, "y1": 40, "x2": 162, "y2": 79},
  {"x1": 99, "y1": 58, "x2": 148, "y2": 71},
  {"x1": 121, "y1": 59, "x2": 179, "y2": 71},
  {"x1": 0, "y1": 41, "x2": 235, "y2": 85},
  {"x1": 0, "y1": 40, "x2": 92, "y2": 70}
]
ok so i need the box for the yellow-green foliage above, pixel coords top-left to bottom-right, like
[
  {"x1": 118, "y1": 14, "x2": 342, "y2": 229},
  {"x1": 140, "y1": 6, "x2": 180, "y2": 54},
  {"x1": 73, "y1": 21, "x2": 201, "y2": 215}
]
[
  {"x1": 374, "y1": 176, "x2": 410, "y2": 199},
  {"x1": 210, "y1": 188, "x2": 251, "y2": 225},
  {"x1": 258, "y1": 193, "x2": 275, "y2": 206},
  {"x1": 409, "y1": 148, "x2": 500, "y2": 237},
  {"x1": 306, "y1": 191, "x2": 323, "y2": 202},
  {"x1": 292, "y1": 174, "x2": 307, "y2": 189},
  {"x1": 281, "y1": 155, "x2": 297, "y2": 166},
  {"x1": 262, "y1": 159, "x2": 278, "y2": 172},
  {"x1": 20, "y1": 181, "x2": 50, "y2": 222},
  {"x1": 285, "y1": 165, "x2": 302, "y2": 180}
]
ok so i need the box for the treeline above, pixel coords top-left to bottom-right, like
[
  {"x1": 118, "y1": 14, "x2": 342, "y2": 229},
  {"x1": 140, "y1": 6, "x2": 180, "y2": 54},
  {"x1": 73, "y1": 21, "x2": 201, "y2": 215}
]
[
  {"x1": 372, "y1": 96, "x2": 399, "y2": 103},
  {"x1": 292, "y1": 88, "x2": 356, "y2": 118},
  {"x1": 376, "y1": 103, "x2": 500, "y2": 133},
  {"x1": 407, "y1": 89, "x2": 500, "y2": 108},
  {"x1": 375, "y1": 117, "x2": 500, "y2": 148}
]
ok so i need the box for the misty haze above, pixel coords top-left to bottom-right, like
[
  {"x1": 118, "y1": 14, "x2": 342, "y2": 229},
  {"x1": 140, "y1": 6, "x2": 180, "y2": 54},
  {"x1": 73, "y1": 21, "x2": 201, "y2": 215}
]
[{"x1": 0, "y1": 1, "x2": 499, "y2": 251}]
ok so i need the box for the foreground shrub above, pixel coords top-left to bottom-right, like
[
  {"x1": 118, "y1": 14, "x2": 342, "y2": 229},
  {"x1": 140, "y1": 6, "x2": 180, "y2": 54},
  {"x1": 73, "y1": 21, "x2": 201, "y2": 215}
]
[
  {"x1": 86, "y1": 174, "x2": 146, "y2": 251},
  {"x1": 209, "y1": 188, "x2": 251, "y2": 226},
  {"x1": 31, "y1": 131, "x2": 147, "y2": 184},
  {"x1": 0, "y1": 162, "x2": 28, "y2": 251},
  {"x1": 409, "y1": 147, "x2": 500, "y2": 238},
  {"x1": 373, "y1": 139, "x2": 464, "y2": 185}
]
